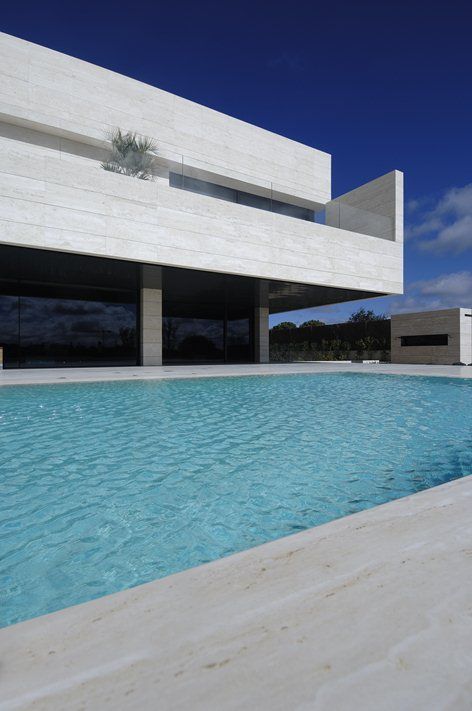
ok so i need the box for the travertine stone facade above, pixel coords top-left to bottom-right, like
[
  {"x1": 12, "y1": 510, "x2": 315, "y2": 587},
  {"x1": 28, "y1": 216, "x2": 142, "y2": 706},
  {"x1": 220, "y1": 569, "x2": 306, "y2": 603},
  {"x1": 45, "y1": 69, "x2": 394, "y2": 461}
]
[
  {"x1": 254, "y1": 280, "x2": 270, "y2": 363},
  {"x1": 0, "y1": 32, "x2": 403, "y2": 293},
  {"x1": 140, "y1": 267, "x2": 163, "y2": 366},
  {"x1": 0, "y1": 132, "x2": 403, "y2": 294},
  {"x1": 0, "y1": 32, "x2": 404, "y2": 365},
  {"x1": 0, "y1": 32, "x2": 330, "y2": 205},
  {"x1": 325, "y1": 171, "x2": 403, "y2": 242},
  {"x1": 391, "y1": 308, "x2": 472, "y2": 365}
]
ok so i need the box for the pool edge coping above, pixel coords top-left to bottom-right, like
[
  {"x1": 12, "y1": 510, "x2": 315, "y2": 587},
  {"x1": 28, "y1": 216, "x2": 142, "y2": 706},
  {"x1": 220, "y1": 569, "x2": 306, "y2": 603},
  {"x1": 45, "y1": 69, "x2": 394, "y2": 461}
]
[
  {"x1": 1, "y1": 361, "x2": 472, "y2": 388},
  {"x1": 0, "y1": 475, "x2": 471, "y2": 709}
]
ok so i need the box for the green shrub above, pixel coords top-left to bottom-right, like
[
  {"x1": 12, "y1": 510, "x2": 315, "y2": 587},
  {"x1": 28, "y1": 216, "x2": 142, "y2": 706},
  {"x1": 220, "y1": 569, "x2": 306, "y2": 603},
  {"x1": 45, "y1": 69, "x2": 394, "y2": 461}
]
[{"x1": 102, "y1": 129, "x2": 158, "y2": 180}]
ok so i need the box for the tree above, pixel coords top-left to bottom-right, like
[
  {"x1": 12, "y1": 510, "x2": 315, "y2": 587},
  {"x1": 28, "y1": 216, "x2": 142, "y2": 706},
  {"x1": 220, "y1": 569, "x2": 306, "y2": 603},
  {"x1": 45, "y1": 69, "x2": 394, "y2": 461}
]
[
  {"x1": 272, "y1": 321, "x2": 297, "y2": 331},
  {"x1": 348, "y1": 308, "x2": 387, "y2": 323},
  {"x1": 356, "y1": 336, "x2": 378, "y2": 352},
  {"x1": 101, "y1": 128, "x2": 158, "y2": 180},
  {"x1": 300, "y1": 319, "x2": 325, "y2": 328}
]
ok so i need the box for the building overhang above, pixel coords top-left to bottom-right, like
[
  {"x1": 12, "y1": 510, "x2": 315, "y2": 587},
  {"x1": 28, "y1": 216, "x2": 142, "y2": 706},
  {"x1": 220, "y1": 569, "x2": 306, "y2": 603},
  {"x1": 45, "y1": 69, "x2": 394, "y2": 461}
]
[{"x1": 269, "y1": 281, "x2": 386, "y2": 314}]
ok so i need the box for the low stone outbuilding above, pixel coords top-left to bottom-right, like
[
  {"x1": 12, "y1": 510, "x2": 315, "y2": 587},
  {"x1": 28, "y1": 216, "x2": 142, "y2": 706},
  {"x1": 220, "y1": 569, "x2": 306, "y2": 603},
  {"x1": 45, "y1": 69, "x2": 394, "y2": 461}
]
[{"x1": 391, "y1": 308, "x2": 472, "y2": 365}]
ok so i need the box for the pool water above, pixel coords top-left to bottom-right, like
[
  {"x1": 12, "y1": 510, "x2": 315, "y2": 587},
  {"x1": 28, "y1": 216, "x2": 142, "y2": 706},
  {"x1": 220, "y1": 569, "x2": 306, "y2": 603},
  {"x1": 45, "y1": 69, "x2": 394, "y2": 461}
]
[{"x1": 1, "y1": 373, "x2": 471, "y2": 627}]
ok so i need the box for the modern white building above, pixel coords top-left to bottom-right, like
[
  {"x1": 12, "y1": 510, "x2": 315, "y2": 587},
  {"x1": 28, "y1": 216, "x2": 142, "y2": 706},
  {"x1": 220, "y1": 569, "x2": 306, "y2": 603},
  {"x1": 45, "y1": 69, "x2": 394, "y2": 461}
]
[
  {"x1": 391, "y1": 308, "x2": 472, "y2": 365},
  {"x1": 0, "y1": 32, "x2": 403, "y2": 368}
]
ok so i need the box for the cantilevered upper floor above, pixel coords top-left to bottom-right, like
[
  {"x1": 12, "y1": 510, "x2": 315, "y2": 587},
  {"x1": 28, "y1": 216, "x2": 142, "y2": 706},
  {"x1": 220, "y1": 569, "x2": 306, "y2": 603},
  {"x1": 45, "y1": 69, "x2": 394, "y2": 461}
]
[{"x1": 0, "y1": 32, "x2": 403, "y2": 308}]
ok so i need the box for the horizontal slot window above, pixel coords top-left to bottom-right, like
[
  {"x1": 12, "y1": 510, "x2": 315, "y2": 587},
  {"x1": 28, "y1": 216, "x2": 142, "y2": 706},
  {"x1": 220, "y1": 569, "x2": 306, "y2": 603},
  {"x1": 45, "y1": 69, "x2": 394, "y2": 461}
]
[
  {"x1": 237, "y1": 190, "x2": 271, "y2": 211},
  {"x1": 400, "y1": 334, "x2": 448, "y2": 347},
  {"x1": 169, "y1": 173, "x2": 314, "y2": 222},
  {"x1": 170, "y1": 173, "x2": 237, "y2": 202}
]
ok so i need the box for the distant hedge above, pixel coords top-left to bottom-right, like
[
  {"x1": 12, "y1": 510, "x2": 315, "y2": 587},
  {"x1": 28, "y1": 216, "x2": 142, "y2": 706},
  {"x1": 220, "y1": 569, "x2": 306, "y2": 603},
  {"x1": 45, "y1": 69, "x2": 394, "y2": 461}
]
[{"x1": 270, "y1": 319, "x2": 390, "y2": 351}]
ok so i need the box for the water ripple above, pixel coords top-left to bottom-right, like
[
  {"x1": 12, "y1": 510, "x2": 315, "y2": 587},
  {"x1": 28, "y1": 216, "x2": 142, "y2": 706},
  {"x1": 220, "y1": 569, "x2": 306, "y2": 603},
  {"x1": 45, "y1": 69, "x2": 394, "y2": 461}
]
[{"x1": 0, "y1": 372, "x2": 471, "y2": 626}]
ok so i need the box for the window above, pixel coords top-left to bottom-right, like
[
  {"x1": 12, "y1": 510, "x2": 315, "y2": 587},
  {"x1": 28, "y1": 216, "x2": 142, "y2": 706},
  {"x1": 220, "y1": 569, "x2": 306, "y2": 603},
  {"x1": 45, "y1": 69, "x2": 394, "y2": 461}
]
[
  {"x1": 400, "y1": 334, "x2": 448, "y2": 347},
  {"x1": 271, "y1": 199, "x2": 314, "y2": 221},
  {"x1": 169, "y1": 173, "x2": 314, "y2": 222},
  {"x1": 170, "y1": 172, "x2": 237, "y2": 202},
  {"x1": 237, "y1": 191, "x2": 271, "y2": 211},
  {"x1": 162, "y1": 268, "x2": 253, "y2": 363},
  {"x1": 0, "y1": 246, "x2": 139, "y2": 368}
]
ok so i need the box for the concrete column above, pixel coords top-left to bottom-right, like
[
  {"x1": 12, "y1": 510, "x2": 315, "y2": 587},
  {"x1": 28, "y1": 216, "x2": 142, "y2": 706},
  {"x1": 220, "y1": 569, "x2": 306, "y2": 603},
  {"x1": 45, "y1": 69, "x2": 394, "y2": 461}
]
[
  {"x1": 460, "y1": 309, "x2": 472, "y2": 365},
  {"x1": 254, "y1": 279, "x2": 270, "y2": 363},
  {"x1": 140, "y1": 265, "x2": 162, "y2": 366}
]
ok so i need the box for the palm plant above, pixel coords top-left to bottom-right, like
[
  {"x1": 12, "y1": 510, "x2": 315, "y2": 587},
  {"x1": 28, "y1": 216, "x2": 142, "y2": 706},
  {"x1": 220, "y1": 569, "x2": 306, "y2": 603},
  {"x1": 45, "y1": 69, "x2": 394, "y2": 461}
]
[{"x1": 101, "y1": 129, "x2": 158, "y2": 180}]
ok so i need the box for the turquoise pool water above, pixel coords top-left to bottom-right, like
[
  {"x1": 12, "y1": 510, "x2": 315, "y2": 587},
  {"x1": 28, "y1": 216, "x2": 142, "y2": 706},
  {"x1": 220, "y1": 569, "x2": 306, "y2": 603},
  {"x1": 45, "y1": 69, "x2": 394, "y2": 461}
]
[{"x1": 1, "y1": 373, "x2": 471, "y2": 627}]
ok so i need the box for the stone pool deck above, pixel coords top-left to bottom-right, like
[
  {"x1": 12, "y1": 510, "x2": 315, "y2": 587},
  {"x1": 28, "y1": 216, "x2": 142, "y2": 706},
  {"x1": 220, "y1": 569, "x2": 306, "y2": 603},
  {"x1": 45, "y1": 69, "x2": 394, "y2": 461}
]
[
  {"x1": 1, "y1": 477, "x2": 471, "y2": 710},
  {"x1": 1, "y1": 360, "x2": 472, "y2": 386},
  {"x1": 1, "y1": 363, "x2": 471, "y2": 709}
]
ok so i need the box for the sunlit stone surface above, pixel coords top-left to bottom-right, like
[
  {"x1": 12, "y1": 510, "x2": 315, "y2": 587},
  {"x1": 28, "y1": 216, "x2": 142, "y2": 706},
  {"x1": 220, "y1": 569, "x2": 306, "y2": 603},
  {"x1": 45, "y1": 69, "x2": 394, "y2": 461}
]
[{"x1": 0, "y1": 476, "x2": 471, "y2": 710}]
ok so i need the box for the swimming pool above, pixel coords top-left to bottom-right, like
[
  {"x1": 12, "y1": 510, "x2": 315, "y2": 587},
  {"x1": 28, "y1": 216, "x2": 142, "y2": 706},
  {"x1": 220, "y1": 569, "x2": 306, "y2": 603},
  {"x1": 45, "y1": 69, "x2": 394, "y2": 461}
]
[{"x1": 1, "y1": 373, "x2": 470, "y2": 627}]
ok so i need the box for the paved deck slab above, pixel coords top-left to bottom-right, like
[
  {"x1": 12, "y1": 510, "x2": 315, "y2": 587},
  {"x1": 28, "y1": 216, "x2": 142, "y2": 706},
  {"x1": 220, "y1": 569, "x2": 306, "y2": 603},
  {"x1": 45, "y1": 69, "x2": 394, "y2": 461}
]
[
  {"x1": 1, "y1": 477, "x2": 471, "y2": 710},
  {"x1": 1, "y1": 361, "x2": 471, "y2": 387}
]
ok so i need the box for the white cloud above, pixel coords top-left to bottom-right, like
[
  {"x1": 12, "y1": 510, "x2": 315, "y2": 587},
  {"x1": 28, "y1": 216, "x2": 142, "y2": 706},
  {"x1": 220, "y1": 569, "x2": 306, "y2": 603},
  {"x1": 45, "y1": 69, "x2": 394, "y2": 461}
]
[
  {"x1": 438, "y1": 184, "x2": 472, "y2": 214},
  {"x1": 420, "y1": 215, "x2": 472, "y2": 253},
  {"x1": 406, "y1": 198, "x2": 420, "y2": 213},
  {"x1": 389, "y1": 271, "x2": 472, "y2": 314},
  {"x1": 416, "y1": 271, "x2": 472, "y2": 297},
  {"x1": 407, "y1": 184, "x2": 472, "y2": 253}
]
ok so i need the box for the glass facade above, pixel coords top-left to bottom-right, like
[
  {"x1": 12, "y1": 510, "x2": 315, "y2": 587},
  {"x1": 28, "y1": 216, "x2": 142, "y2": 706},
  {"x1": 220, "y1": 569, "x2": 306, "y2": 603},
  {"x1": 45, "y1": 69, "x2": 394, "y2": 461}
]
[
  {"x1": 0, "y1": 246, "x2": 139, "y2": 368},
  {"x1": 162, "y1": 267, "x2": 254, "y2": 363},
  {"x1": 0, "y1": 247, "x2": 256, "y2": 368},
  {"x1": 169, "y1": 172, "x2": 315, "y2": 222}
]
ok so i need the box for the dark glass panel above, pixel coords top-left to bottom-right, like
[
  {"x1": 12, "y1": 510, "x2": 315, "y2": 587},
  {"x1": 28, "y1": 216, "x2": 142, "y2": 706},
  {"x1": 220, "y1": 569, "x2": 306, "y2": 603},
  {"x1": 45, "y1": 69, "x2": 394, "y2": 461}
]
[
  {"x1": 164, "y1": 267, "x2": 226, "y2": 303},
  {"x1": 18, "y1": 295, "x2": 137, "y2": 367},
  {"x1": 0, "y1": 294, "x2": 20, "y2": 368},
  {"x1": 162, "y1": 267, "x2": 254, "y2": 364},
  {"x1": 0, "y1": 244, "x2": 139, "y2": 291},
  {"x1": 169, "y1": 173, "x2": 315, "y2": 222},
  {"x1": 0, "y1": 245, "x2": 139, "y2": 368},
  {"x1": 170, "y1": 172, "x2": 237, "y2": 203},
  {"x1": 225, "y1": 274, "x2": 253, "y2": 362},
  {"x1": 169, "y1": 172, "x2": 183, "y2": 188},
  {"x1": 237, "y1": 191, "x2": 271, "y2": 211},
  {"x1": 226, "y1": 313, "x2": 251, "y2": 362},
  {"x1": 225, "y1": 273, "x2": 254, "y2": 302},
  {"x1": 163, "y1": 304, "x2": 224, "y2": 363},
  {"x1": 271, "y1": 200, "x2": 314, "y2": 221},
  {"x1": 401, "y1": 334, "x2": 448, "y2": 347}
]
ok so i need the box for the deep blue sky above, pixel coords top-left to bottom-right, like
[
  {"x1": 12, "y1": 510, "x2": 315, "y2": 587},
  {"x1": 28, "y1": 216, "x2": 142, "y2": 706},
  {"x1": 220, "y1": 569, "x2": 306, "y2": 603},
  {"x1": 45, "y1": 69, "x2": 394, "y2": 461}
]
[{"x1": 2, "y1": 1, "x2": 471, "y2": 324}]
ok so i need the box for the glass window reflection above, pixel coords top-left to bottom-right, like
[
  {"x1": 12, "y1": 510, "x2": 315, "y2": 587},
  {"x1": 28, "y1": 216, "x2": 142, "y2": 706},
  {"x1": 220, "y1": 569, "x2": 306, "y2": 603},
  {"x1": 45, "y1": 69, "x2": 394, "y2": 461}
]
[
  {"x1": 163, "y1": 268, "x2": 253, "y2": 364},
  {"x1": 0, "y1": 245, "x2": 139, "y2": 369},
  {"x1": 19, "y1": 296, "x2": 137, "y2": 367},
  {"x1": 0, "y1": 295, "x2": 20, "y2": 368},
  {"x1": 169, "y1": 173, "x2": 314, "y2": 222}
]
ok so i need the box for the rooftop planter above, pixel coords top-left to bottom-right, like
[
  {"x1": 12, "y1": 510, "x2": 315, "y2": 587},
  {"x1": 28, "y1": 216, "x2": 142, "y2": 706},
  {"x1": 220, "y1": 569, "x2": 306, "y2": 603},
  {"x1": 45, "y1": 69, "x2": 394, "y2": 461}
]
[{"x1": 101, "y1": 129, "x2": 158, "y2": 180}]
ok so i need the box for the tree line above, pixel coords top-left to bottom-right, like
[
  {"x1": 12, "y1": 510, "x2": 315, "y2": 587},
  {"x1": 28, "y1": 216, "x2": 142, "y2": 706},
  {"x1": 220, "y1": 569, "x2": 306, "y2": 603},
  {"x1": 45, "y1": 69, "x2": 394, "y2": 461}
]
[{"x1": 271, "y1": 308, "x2": 388, "y2": 331}]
